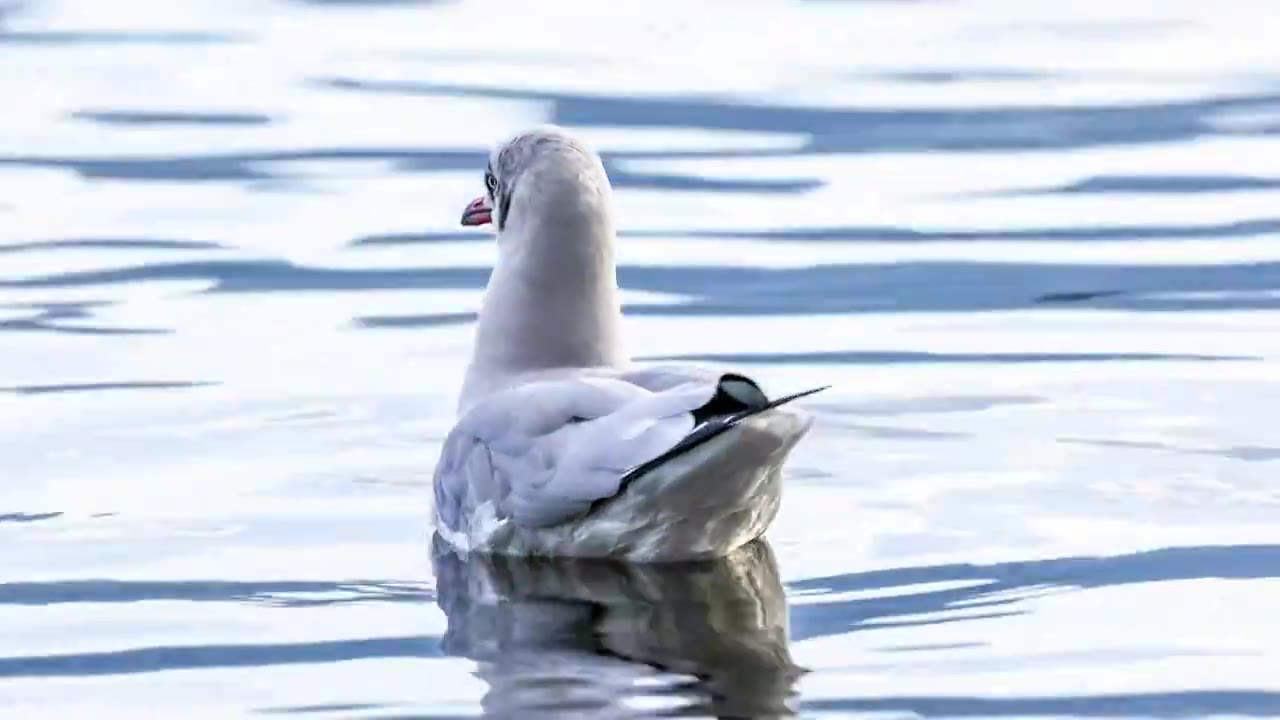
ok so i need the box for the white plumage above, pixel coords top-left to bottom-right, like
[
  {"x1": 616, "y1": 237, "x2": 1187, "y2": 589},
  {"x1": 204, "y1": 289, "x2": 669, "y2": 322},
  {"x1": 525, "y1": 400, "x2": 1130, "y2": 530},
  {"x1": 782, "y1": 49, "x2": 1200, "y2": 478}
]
[{"x1": 432, "y1": 125, "x2": 824, "y2": 561}]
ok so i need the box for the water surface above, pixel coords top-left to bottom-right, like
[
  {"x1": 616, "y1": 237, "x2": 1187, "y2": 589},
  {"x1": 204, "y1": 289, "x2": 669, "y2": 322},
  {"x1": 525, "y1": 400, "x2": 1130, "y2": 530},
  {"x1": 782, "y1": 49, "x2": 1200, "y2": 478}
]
[{"x1": 3, "y1": 0, "x2": 1279, "y2": 716}]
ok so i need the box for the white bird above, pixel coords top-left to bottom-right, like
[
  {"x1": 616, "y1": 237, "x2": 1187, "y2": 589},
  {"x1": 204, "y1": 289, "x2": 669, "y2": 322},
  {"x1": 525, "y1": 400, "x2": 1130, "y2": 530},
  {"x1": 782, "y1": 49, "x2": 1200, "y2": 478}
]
[{"x1": 431, "y1": 125, "x2": 825, "y2": 561}]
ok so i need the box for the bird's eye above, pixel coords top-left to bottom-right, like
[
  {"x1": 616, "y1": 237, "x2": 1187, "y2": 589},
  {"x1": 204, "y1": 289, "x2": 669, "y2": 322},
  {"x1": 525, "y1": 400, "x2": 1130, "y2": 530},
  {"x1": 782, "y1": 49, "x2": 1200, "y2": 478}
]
[{"x1": 485, "y1": 172, "x2": 498, "y2": 193}]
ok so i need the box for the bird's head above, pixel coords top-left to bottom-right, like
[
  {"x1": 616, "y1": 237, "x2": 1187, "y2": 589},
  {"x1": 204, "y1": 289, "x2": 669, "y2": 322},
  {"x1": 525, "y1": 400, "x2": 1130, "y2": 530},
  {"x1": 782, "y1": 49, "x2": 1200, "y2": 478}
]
[{"x1": 460, "y1": 125, "x2": 613, "y2": 237}]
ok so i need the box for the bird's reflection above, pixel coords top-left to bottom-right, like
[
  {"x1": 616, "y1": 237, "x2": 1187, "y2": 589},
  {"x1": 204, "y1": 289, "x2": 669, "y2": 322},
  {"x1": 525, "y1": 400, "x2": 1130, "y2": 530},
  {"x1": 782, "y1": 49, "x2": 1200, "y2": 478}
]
[{"x1": 431, "y1": 537, "x2": 804, "y2": 718}]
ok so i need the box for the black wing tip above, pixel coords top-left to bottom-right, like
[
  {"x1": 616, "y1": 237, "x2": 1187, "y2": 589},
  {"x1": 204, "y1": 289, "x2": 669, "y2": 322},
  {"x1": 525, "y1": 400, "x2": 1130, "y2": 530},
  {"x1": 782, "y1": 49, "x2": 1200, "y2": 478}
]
[
  {"x1": 613, "y1": 382, "x2": 830, "y2": 490},
  {"x1": 762, "y1": 384, "x2": 830, "y2": 409}
]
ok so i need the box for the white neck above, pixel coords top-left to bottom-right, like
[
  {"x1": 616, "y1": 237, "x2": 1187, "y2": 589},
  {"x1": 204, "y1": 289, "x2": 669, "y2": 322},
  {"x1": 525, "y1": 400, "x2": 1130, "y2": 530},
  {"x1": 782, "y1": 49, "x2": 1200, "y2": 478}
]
[{"x1": 459, "y1": 191, "x2": 627, "y2": 412}]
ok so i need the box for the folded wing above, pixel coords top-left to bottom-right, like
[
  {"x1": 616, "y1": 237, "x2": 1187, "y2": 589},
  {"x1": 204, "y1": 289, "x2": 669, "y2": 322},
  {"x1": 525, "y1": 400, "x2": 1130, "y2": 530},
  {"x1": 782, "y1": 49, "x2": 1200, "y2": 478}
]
[{"x1": 434, "y1": 374, "x2": 723, "y2": 531}]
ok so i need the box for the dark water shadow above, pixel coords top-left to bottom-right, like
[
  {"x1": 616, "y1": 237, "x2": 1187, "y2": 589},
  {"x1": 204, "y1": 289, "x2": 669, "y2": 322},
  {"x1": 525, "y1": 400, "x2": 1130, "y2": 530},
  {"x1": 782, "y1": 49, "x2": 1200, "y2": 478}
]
[
  {"x1": 0, "y1": 30, "x2": 242, "y2": 46},
  {"x1": 347, "y1": 228, "x2": 678, "y2": 248},
  {"x1": 0, "y1": 635, "x2": 442, "y2": 679},
  {"x1": 1, "y1": 381, "x2": 218, "y2": 396},
  {"x1": 315, "y1": 77, "x2": 1280, "y2": 153},
  {"x1": 0, "y1": 147, "x2": 480, "y2": 182},
  {"x1": 0, "y1": 301, "x2": 170, "y2": 336},
  {"x1": 0, "y1": 259, "x2": 485, "y2": 291},
  {"x1": 0, "y1": 578, "x2": 432, "y2": 607},
  {"x1": 350, "y1": 231, "x2": 489, "y2": 247},
  {"x1": 877, "y1": 641, "x2": 988, "y2": 653},
  {"x1": 432, "y1": 536, "x2": 803, "y2": 719},
  {"x1": 0, "y1": 512, "x2": 63, "y2": 523},
  {"x1": 257, "y1": 703, "x2": 397, "y2": 715},
  {"x1": 13, "y1": 75, "x2": 1279, "y2": 197},
  {"x1": 0, "y1": 573, "x2": 437, "y2": 677},
  {"x1": 787, "y1": 544, "x2": 1280, "y2": 642},
  {"x1": 859, "y1": 67, "x2": 1055, "y2": 84},
  {"x1": 0, "y1": 238, "x2": 227, "y2": 254},
  {"x1": 601, "y1": 163, "x2": 821, "y2": 192},
  {"x1": 0, "y1": 146, "x2": 818, "y2": 194},
  {"x1": 990, "y1": 174, "x2": 1280, "y2": 197},
  {"x1": 1061, "y1": 437, "x2": 1280, "y2": 463},
  {"x1": 10, "y1": 260, "x2": 1280, "y2": 317},
  {"x1": 355, "y1": 311, "x2": 476, "y2": 329},
  {"x1": 651, "y1": 218, "x2": 1280, "y2": 243},
  {"x1": 644, "y1": 349, "x2": 1256, "y2": 365},
  {"x1": 70, "y1": 110, "x2": 273, "y2": 127},
  {"x1": 804, "y1": 690, "x2": 1280, "y2": 718},
  {"x1": 348, "y1": 217, "x2": 1280, "y2": 248},
  {"x1": 293, "y1": 0, "x2": 448, "y2": 5}
]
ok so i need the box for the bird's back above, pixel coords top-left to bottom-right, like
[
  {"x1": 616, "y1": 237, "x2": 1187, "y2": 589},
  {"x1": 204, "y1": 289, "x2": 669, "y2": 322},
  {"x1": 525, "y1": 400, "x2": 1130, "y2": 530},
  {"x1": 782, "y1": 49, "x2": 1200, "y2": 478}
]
[{"x1": 432, "y1": 366, "x2": 815, "y2": 561}]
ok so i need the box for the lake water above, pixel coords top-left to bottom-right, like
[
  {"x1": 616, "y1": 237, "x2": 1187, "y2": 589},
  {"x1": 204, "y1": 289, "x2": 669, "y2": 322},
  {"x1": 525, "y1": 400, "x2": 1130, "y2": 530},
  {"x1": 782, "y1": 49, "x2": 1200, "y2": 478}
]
[{"x1": 3, "y1": 0, "x2": 1279, "y2": 717}]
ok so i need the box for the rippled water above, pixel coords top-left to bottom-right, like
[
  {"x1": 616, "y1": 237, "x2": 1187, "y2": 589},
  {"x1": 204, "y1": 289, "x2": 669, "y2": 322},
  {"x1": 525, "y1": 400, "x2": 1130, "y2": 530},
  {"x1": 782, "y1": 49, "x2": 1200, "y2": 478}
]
[{"x1": 3, "y1": 0, "x2": 1280, "y2": 717}]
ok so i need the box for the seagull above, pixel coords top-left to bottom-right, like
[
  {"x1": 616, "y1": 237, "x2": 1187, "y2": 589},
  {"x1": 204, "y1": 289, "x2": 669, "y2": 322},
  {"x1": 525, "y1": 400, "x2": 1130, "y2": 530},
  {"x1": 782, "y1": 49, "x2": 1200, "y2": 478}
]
[{"x1": 431, "y1": 125, "x2": 826, "y2": 561}]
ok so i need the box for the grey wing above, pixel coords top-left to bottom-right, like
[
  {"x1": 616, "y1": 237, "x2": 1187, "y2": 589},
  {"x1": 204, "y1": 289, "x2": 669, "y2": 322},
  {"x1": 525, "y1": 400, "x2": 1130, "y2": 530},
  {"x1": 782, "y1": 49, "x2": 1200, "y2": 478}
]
[
  {"x1": 432, "y1": 423, "x2": 499, "y2": 539},
  {"x1": 433, "y1": 418, "x2": 584, "y2": 535},
  {"x1": 432, "y1": 376, "x2": 716, "y2": 534},
  {"x1": 617, "y1": 364, "x2": 723, "y2": 393}
]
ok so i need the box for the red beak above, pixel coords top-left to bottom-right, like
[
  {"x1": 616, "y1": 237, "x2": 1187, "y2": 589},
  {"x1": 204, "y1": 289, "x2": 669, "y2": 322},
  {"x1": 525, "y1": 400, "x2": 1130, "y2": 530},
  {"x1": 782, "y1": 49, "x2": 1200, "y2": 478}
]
[{"x1": 460, "y1": 195, "x2": 492, "y2": 226}]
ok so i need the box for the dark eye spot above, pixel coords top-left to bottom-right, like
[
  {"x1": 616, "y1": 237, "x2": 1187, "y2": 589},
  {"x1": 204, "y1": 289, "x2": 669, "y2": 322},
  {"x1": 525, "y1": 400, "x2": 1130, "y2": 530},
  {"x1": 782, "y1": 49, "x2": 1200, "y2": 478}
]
[{"x1": 485, "y1": 172, "x2": 498, "y2": 194}]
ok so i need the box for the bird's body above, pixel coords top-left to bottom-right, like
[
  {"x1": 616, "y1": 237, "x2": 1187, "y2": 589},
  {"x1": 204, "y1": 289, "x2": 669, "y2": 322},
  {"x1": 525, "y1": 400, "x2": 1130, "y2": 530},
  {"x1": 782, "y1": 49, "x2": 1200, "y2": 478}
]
[{"x1": 431, "y1": 125, "x2": 824, "y2": 561}]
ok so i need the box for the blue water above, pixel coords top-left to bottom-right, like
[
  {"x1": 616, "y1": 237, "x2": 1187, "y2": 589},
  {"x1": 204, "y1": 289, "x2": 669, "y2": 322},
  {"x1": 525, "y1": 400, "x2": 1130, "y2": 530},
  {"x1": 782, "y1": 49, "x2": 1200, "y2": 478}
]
[{"x1": 3, "y1": 0, "x2": 1279, "y2": 717}]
